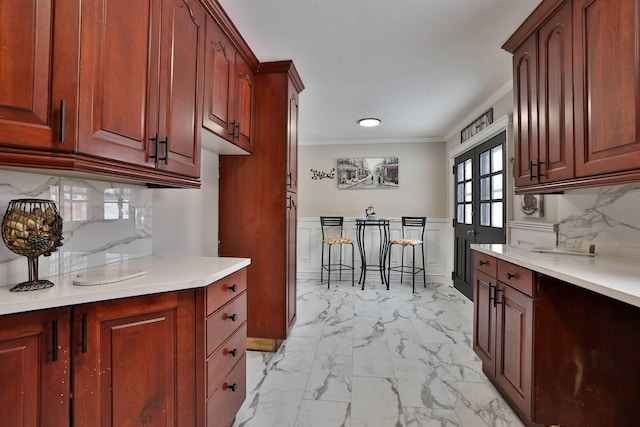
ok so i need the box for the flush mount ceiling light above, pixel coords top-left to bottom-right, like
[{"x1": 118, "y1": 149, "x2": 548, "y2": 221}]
[{"x1": 357, "y1": 118, "x2": 381, "y2": 127}]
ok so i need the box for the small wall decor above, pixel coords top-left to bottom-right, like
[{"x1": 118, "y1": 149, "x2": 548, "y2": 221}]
[
  {"x1": 521, "y1": 194, "x2": 544, "y2": 217},
  {"x1": 310, "y1": 168, "x2": 335, "y2": 180},
  {"x1": 337, "y1": 157, "x2": 399, "y2": 189},
  {"x1": 461, "y1": 108, "x2": 493, "y2": 143}
]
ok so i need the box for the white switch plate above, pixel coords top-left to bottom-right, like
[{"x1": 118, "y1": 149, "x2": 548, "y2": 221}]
[{"x1": 134, "y1": 208, "x2": 145, "y2": 230}]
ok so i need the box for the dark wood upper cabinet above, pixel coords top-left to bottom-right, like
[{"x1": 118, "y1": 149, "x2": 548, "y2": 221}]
[
  {"x1": 77, "y1": 0, "x2": 160, "y2": 169},
  {"x1": 512, "y1": 36, "x2": 538, "y2": 187},
  {"x1": 157, "y1": 0, "x2": 205, "y2": 178},
  {"x1": 505, "y1": 0, "x2": 640, "y2": 192},
  {"x1": 202, "y1": 14, "x2": 255, "y2": 153},
  {"x1": 78, "y1": 0, "x2": 203, "y2": 179},
  {"x1": 233, "y1": 54, "x2": 255, "y2": 152},
  {"x1": 0, "y1": 0, "x2": 79, "y2": 151},
  {"x1": 538, "y1": 0, "x2": 574, "y2": 183},
  {"x1": 203, "y1": 17, "x2": 235, "y2": 141},
  {"x1": 573, "y1": 0, "x2": 640, "y2": 177}
]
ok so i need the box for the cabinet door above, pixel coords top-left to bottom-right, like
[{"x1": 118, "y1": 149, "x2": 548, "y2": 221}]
[
  {"x1": 157, "y1": 0, "x2": 204, "y2": 178},
  {"x1": 495, "y1": 283, "x2": 533, "y2": 420},
  {"x1": 538, "y1": 1, "x2": 574, "y2": 183},
  {"x1": 233, "y1": 54, "x2": 255, "y2": 152},
  {"x1": 0, "y1": 0, "x2": 79, "y2": 151},
  {"x1": 286, "y1": 81, "x2": 299, "y2": 193},
  {"x1": 72, "y1": 291, "x2": 196, "y2": 427},
  {"x1": 573, "y1": 0, "x2": 640, "y2": 176},
  {"x1": 286, "y1": 191, "x2": 298, "y2": 333},
  {"x1": 473, "y1": 269, "x2": 496, "y2": 377},
  {"x1": 0, "y1": 308, "x2": 71, "y2": 427},
  {"x1": 512, "y1": 35, "x2": 539, "y2": 187},
  {"x1": 203, "y1": 16, "x2": 235, "y2": 142},
  {"x1": 78, "y1": 0, "x2": 159, "y2": 168}
]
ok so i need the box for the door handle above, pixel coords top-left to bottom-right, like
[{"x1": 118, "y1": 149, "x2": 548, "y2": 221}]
[{"x1": 466, "y1": 230, "x2": 475, "y2": 236}]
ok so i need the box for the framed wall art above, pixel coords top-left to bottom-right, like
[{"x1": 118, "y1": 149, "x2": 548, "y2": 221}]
[{"x1": 337, "y1": 157, "x2": 398, "y2": 189}]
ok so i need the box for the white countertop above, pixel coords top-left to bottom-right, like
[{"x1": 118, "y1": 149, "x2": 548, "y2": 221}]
[
  {"x1": 471, "y1": 244, "x2": 640, "y2": 308},
  {"x1": 0, "y1": 256, "x2": 250, "y2": 316}
]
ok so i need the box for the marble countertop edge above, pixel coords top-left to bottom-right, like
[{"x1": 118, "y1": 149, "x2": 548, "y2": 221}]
[
  {"x1": 0, "y1": 256, "x2": 251, "y2": 316},
  {"x1": 471, "y1": 244, "x2": 640, "y2": 308}
]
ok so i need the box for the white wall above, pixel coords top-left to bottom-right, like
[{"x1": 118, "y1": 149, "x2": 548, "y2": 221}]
[
  {"x1": 152, "y1": 149, "x2": 219, "y2": 256},
  {"x1": 299, "y1": 141, "x2": 447, "y2": 218}
]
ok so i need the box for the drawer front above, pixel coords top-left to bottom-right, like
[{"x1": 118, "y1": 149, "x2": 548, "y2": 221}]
[
  {"x1": 498, "y1": 260, "x2": 535, "y2": 297},
  {"x1": 206, "y1": 354, "x2": 247, "y2": 427},
  {"x1": 207, "y1": 322, "x2": 247, "y2": 399},
  {"x1": 206, "y1": 268, "x2": 247, "y2": 316},
  {"x1": 474, "y1": 252, "x2": 497, "y2": 277},
  {"x1": 207, "y1": 292, "x2": 247, "y2": 356}
]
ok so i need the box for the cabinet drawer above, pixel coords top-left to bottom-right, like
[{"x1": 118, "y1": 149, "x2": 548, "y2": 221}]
[
  {"x1": 206, "y1": 269, "x2": 247, "y2": 316},
  {"x1": 498, "y1": 260, "x2": 535, "y2": 297},
  {"x1": 206, "y1": 354, "x2": 247, "y2": 427},
  {"x1": 207, "y1": 322, "x2": 247, "y2": 399},
  {"x1": 475, "y1": 252, "x2": 497, "y2": 277},
  {"x1": 207, "y1": 292, "x2": 247, "y2": 356}
]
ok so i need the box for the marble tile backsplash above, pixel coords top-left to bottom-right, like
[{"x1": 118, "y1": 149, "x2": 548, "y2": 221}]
[
  {"x1": 557, "y1": 183, "x2": 640, "y2": 260},
  {"x1": 0, "y1": 170, "x2": 152, "y2": 287}
]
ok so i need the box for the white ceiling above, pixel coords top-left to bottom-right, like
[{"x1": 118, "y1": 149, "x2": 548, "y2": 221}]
[{"x1": 217, "y1": 0, "x2": 541, "y2": 145}]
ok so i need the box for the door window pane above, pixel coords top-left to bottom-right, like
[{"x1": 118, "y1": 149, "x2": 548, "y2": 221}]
[
  {"x1": 457, "y1": 183, "x2": 465, "y2": 203},
  {"x1": 464, "y1": 159, "x2": 472, "y2": 180},
  {"x1": 492, "y1": 202, "x2": 503, "y2": 228},
  {"x1": 491, "y1": 146, "x2": 503, "y2": 172},
  {"x1": 457, "y1": 163, "x2": 464, "y2": 182},
  {"x1": 480, "y1": 151, "x2": 490, "y2": 175},
  {"x1": 480, "y1": 177, "x2": 490, "y2": 201},
  {"x1": 465, "y1": 204, "x2": 472, "y2": 224},
  {"x1": 464, "y1": 182, "x2": 472, "y2": 202},
  {"x1": 480, "y1": 203, "x2": 490, "y2": 226},
  {"x1": 492, "y1": 174, "x2": 503, "y2": 200},
  {"x1": 457, "y1": 205, "x2": 464, "y2": 223}
]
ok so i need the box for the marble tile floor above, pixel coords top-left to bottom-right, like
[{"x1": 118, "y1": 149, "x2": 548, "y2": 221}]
[{"x1": 233, "y1": 278, "x2": 525, "y2": 427}]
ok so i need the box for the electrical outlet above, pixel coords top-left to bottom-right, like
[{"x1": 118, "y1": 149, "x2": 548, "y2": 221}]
[{"x1": 134, "y1": 208, "x2": 145, "y2": 231}]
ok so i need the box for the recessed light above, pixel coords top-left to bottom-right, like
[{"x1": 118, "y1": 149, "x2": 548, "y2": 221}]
[{"x1": 357, "y1": 118, "x2": 381, "y2": 127}]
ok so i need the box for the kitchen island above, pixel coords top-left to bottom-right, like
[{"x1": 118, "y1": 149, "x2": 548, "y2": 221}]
[
  {"x1": 0, "y1": 256, "x2": 250, "y2": 427},
  {"x1": 471, "y1": 244, "x2": 640, "y2": 426}
]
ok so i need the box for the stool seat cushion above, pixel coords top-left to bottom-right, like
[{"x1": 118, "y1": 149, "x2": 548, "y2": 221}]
[
  {"x1": 324, "y1": 237, "x2": 354, "y2": 244},
  {"x1": 390, "y1": 238, "x2": 422, "y2": 246}
]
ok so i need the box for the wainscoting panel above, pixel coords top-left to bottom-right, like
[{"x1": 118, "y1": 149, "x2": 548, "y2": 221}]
[{"x1": 297, "y1": 217, "x2": 449, "y2": 282}]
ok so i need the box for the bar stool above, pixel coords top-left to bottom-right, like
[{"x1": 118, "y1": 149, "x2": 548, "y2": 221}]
[
  {"x1": 320, "y1": 216, "x2": 355, "y2": 288},
  {"x1": 387, "y1": 216, "x2": 426, "y2": 292}
]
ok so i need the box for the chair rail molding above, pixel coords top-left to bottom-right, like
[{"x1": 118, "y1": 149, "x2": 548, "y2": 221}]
[{"x1": 297, "y1": 217, "x2": 450, "y2": 284}]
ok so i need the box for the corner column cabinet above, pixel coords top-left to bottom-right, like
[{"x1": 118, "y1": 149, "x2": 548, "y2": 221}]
[
  {"x1": 0, "y1": 267, "x2": 249, "y2": 427},
  {"x1": 504, "y1": 0, "x2": 640, "y2": 192},
  {"x1": 202, "y1": 14, "x2": 255, "y2": 153},
  {"x1": 219, "y1": 60, "x2": 304, "y2": 351}
]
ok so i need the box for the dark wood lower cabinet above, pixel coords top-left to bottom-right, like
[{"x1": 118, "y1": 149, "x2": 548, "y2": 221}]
[
  {"x1": 0, "y1": 308, "x2": 71, "y2": 427},
  {"x1": 72, "y1": 291, "x2": 196, "y2": 427},
  {"x1": 0, "y1": 267, "x2": 248, "y2": 427},
  {"x1": 473, "y1": 250, "x2": 640, "y2": 426}
]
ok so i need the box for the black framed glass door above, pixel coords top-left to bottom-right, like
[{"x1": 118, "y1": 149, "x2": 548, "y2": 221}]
[{"x1": 453, "y1": 131, "x2": 506, "y2": 300}]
